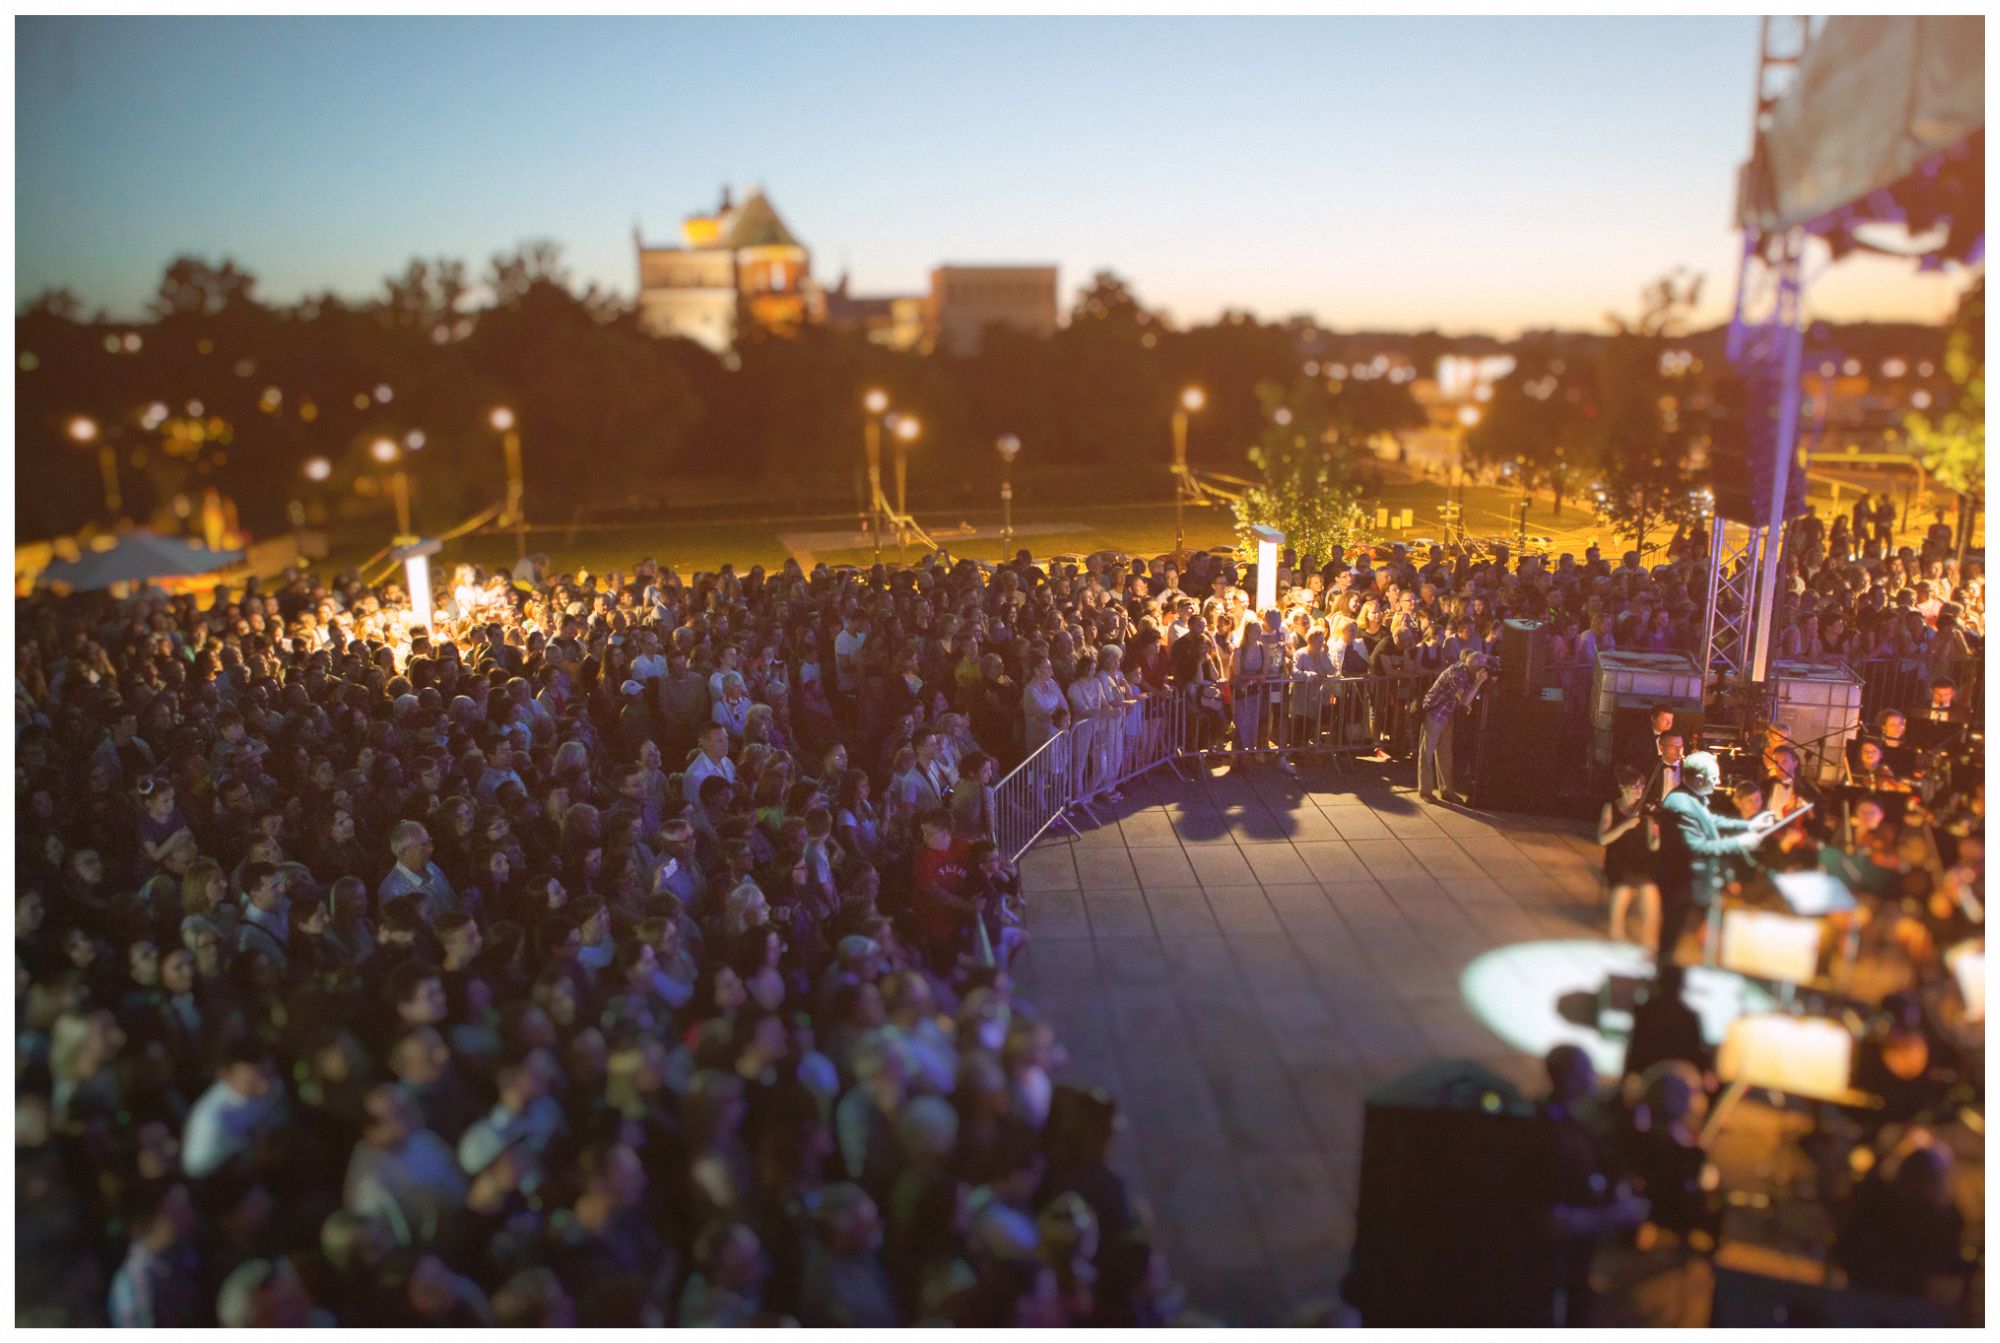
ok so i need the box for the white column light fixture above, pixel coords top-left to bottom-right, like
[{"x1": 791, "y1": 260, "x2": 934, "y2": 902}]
[{"x1": 1250, "y1": 524, "x2": 1284, "y2": 614}]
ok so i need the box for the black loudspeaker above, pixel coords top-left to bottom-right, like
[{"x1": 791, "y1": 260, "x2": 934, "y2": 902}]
[
  {"x1": 1472, "y1": 695, "x2": 1570, "y2": 813},
  {"x1": 1342, "y1": 1062, "x2": 1558, "y2": 1327},
  {"x1": 1708, "y1": 1268, "x2": 1950, "y2": 1328},
  {"x1": 1499, "y1": 619, "x2": 1550, "y2": 697}
]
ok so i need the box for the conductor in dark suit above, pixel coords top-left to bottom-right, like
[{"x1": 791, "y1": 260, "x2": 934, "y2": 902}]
[{"x1": 1655, "y1": 751, "x2": 1780, "y2": 968}]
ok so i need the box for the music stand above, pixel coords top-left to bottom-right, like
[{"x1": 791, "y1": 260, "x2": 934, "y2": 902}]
[
  {"x1": 1702, "y1": 1013, "x2": 1874, "y2": 1146},
  {"x1": 1719, "y1": 910, "x2": 1822, "y2": 1000},
  {"x1": 1769, "y1": 869, "x2": 1862, "y2": 986}
]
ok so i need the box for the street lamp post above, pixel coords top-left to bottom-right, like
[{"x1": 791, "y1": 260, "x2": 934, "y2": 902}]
[
  {"x1": 69, "y1": 416, "x2": 119, "y2": 518},
  {"x1": 490, "y1": 406, "x2": 526, "y2": 558},
  {"x1": 1172, "y1": 387, "x2": 1205, "y2": 562},
  {"x1": 863, "y1": 389, "x2": 888, "y2": 565},
  {"x1": 892, "y1": 414, "x2": 920, "y2": 548},
  {"x1": 995, "y1": 434, "x2": 1021, "y2": 554},
  {"x1": 371, "y1": 437, "x2": 412, "y2": 540}
]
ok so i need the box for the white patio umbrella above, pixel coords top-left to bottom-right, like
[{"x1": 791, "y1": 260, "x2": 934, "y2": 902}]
[{"x1": 39, "y1": 531, "x2": 244, "y2": 592}]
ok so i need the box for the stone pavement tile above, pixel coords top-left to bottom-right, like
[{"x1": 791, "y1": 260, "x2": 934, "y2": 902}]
[
  {"x1": 1241, "y1": 842, "x2": 1316, "y2": 885},
  {"x1": 1092, "y1": 932, "x2": 1171, "y2": 986},
  {"x1": 1347, "y1": 838, "x2": 1428, "y2": 882},
  {"x1": 1415, "y1": 840, "x2": 1485, "y2": 879},
  {"x1": 1439, "y1": 873, "x2": 1514, "y2": 903},
  {"x1": 1289, "y1": 839, "x2": 1364, "y2": 884},
  {"x1": 1020, "y1": 844, "x2": 1079, "y2": 892},
  {"x1": 1322, "y1": 809, "x2": 1396, "y2": 842},
  {"x1": 1128, "y1": 844, "x2": 1201, "y2": 887},
  {"x1": 1027, "y1": 888, "x2": 1093, "y2": 941},
  {"x1": 1237, "y1": 1150, "x2": 1350, "y2": 1255},
  {"x1": 1406, "y1": 997, "x2": 1508, "y2": 1059},
  {"x1": 1227, "y1": 806, "x2": 1302, "y2": 844},
  {"x1": 1210, "y1": 1062, "x2": 1319, "y2": 1153},
  {"x1": 1145, "y1": 886, "x2": 1223, "y2": 937},
  {"x1": 1286, "y1": 1064, "x2": 1370, "y2": 1158},
  {"x1": 1377, "y1": 805, "x2": 1446, "y2": 835},
  {"x1": 1456, "y1": 892, "x2": 1552, "y2": 946},
  {"x1": 1070, "y1": 822, "x2": 1130, "y2": 857},
  {"x1": 1351, "y1": 926, "x2": 1445, "y2": 988},
  {"x1": 1013, "y1": 938, "x2": 1098, "y2": 1006},
  {"x1": 1268, "y1": 1015, "x2": 1358, "y2": 1071},
  {"x1": 1261, "y1": 883, "x2": 1347, "y2": 935},
  {"x1": 1159, "y1": 935, "x2": 1242, "y2": 988},
  {"x1": 1334, "y1": 999, "x2": 1433, "y2": 1073},
  {"x1": 1319, "y1": 880, "x2": 1405, "y2": 929},
  {"x1": 1189, "y1": 1011, "x2": 1284, "y2": 1077},
  {"x1": 1168, "y1": 807, "x2": 1236, "y2": 846},
  {"x1": 1119, "y1": 809, "x2": 1183, "y2": 847},
  {"x1": 1074, "y1": 845, "x2": 1142, "y2": 890},
  {"x1": 1084, "y1": 888, "x2": 1158, "y2": 940},
  {"x1": 1311, "y1": 787, "x2": 1374, "y2": 807},
  {"x1": 1187, "y1": 844, "x2": 1258, "y2": 887},
  {"x1": 1229, "y1": 932, "x2": 1315, "y2": 989},
  {"x1": 1452, "y1": 833, "x2": 1542, "y2": 868},
  {"x1": 1206, "y1": 887, "x2": 1285, "y2": 936},
  {"x1": 1282, "y1": 807, "x2": 1347, "y2": 843},
  {"x1": 1104, "y1": 984, "x2": 1186, "y2": 1050}
]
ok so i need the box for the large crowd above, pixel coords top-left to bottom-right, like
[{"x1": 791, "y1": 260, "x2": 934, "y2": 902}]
[{"x1": 14, "y1": 488, "x2": 1984, "y2": 1327}]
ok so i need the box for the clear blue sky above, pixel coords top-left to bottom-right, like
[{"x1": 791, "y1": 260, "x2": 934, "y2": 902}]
[{"x1": 16, "y1": 15, "x2": 1962, "y2": 333}]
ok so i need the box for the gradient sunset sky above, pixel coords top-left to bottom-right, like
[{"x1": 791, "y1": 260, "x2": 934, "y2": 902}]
[{"x1": 16, "y1": 15, "x2": 1972, "y2": 333}]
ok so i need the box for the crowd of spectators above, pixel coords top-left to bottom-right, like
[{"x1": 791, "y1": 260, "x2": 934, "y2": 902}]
[{"x1": 14, "y1": 489, "x2": 1982, "y2": 1326}]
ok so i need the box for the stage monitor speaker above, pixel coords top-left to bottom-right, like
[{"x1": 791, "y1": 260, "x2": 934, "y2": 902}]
[
  {"x1": 1498, "y1": 619, "x2": 1550, "y2": 697},
  {"x1": 1472, "y1": 695, "x2": 1570, "y2": 813},
  {"x1": 1342, "y1": 1062, "x2": 1558, "y2": 1327}
]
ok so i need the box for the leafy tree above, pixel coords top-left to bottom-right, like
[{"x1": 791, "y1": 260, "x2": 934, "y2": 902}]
[
  {"x1": 151, "y1": 256, "x2": 259, "y2": 321},
  {"x1": 1466, "y1": 341, "x2": 1595, "y2": 514},
  {"x1": 1325, "y1": 374, "x2": 1426, "y2": 454},
  {"x1": 1232, "y1": 378, "x2": 1376, "y2": 562},
  {"x1": 1586, "y1": 272, "x2": 1706, "y2": 554},
  {"x1": 1902, "y1": 277, "x2": 1983, "y2": 564}
]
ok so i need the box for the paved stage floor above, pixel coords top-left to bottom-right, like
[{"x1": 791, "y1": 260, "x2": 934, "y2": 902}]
[{"x1": 1008, "y1": 758, "x2": 1615, "y2": 1325}]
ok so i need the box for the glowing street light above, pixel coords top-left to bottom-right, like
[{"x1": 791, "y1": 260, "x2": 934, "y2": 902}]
[
  {"x1": 489, "y1": 406, "x2": 526, "y2": 556},
  {"x1": 1171, "y1": 387, "x2": 1205, "y2": 561},
  {"x1": 862, "y1": 389, "x2": 890, "y2": 564},
  {"x1": 892, "y1": 414, "x2": 920, "y2": 544},
  {"x1": 68, "y1": 415, "x2": 125, "y2": 517},
  {"x1": 302, "y1": 456, "x2": 332, "y2": 482},
  {"x1": 369, "y1": 438, "x2": 412, "y2": 538},
  {"x1": 995, "y1": 434, "x2": 1022, "y2": 552}
]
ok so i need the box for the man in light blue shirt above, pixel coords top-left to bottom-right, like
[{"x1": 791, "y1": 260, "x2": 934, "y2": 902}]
[{"x1": 377, "y1": 821, "x2": 456, "y2": 923}]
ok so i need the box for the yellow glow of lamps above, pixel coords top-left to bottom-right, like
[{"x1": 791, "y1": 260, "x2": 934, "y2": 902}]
[
  {"x1": 1180, "y1": 387, "x2": 1206, "y2": 413},
  {"x1": 864, "y1": 388, "x2": 889, "y2": 415},
  {"x1": 995, "y1": 434, "x2": 1021, "y2": 464},
  {"x1": 67, "y1": 415, "x2": 99, "y2": 443},
  {"x1": 369, "y1": 437, "x2": 400, "y2": 464},
  {"x1": 489, "y1": 406, "x2": 516, "y2": 432},
  {"x1": 303, "y1": 456, "x2": 332, "y2": 482},
  {"x1": 1458, "y1": 405, "x2": 1482, "y2": 427},
  {"x1": 894, "y1": 415, "x2": 920, "y2": 443}
]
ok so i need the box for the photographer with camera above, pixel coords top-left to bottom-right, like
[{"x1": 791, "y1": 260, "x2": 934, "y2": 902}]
[{"x1": 1417, "y1": 650, "x2": 1491, "y2": 805}]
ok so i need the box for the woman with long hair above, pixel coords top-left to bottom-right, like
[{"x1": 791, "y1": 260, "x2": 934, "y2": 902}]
[{"x1": 1600, "y1": 765, "x2": 1661, "y2": 949}]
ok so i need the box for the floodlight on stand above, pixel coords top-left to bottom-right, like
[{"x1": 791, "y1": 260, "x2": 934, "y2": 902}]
[
  {"x1": 1250, "y1": 524, "x2": 1284, "y2": 613},
  {"x1": 390, "y1": 537, "x2": 443, "y2": 633}
]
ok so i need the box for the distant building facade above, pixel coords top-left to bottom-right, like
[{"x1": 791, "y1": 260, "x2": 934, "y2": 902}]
[
  {"x1": 636, "y1": 187, "x2": 813, "y2": 353},
  {"x1": 926, "y1": 265, "x2": 1060, "y2": 356},
  {"x1": 820, "y1": 274, "x2": 929, "y2": 352}
]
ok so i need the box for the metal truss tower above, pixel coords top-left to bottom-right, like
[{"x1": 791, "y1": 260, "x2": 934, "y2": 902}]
[{"x1": 1703, "y1": 15, "x2": 1813, "y2": 688}]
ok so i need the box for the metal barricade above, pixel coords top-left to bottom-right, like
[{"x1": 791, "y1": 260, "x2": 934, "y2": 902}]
[
  {"x1": 994, "y1": 730, "x2": 1080, "y2": 861},
  {"x1": 1850, "y1": 654, "x2": 1984, "y2": 726},
  {"x1": 1184, "y1": 670, "x2": 1441, "y2": 763}
]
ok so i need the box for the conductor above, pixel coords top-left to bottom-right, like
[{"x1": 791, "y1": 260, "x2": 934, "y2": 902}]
[{"x1": 1654, "y1": 751, "x2": 1784, "y2": 968}]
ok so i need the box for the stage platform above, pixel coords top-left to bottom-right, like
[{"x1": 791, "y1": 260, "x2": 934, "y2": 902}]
[
  {"x1": 1012, "y1": 760, "x2": 1611, "y2": 1322},
  {"x1": 1007, "y1": 759, "x2": 1982, "y2": 1325}
]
